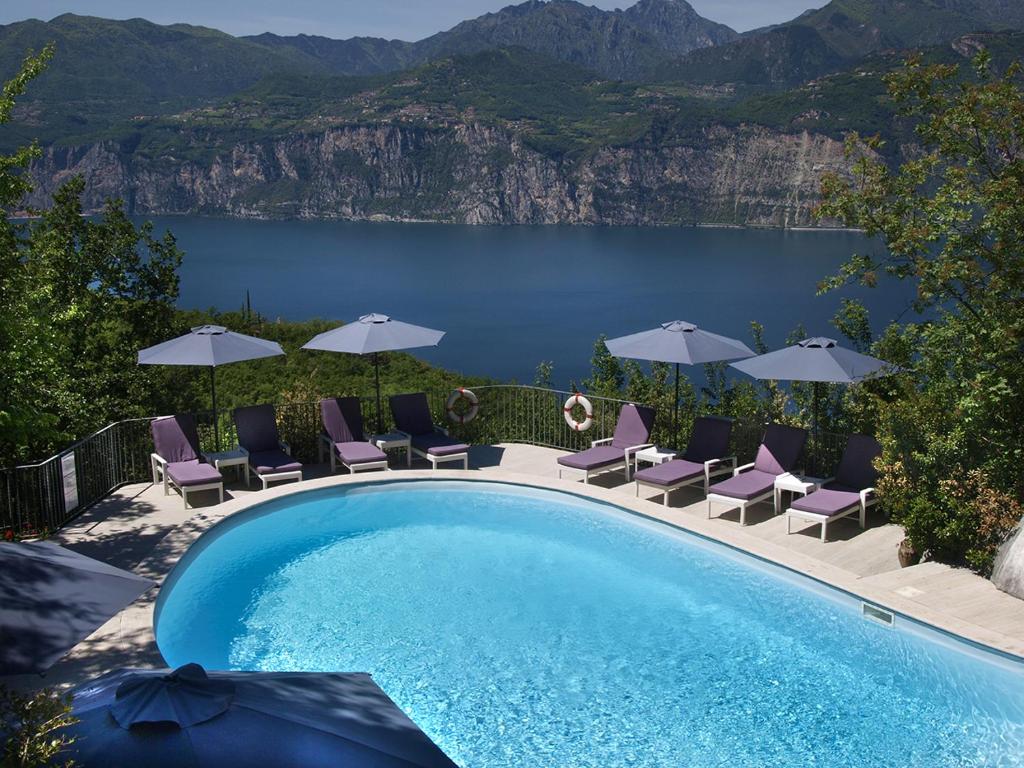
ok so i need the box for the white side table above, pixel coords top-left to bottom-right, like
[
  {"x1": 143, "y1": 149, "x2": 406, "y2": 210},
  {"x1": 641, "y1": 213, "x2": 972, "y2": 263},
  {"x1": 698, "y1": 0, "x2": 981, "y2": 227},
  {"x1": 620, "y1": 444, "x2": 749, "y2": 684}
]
[
  {"x1": 634, "y1": 447, "x2": 677, "y2": 473},
  {"x1": 374, "y1": 432, "x2": 412, "y2": 467},
  {"x1": 773, "y1": 473, "x2": 824, "y2": 515},
  {"x1": 203, "y1": 447, "x2": 249, "y2": 485}
]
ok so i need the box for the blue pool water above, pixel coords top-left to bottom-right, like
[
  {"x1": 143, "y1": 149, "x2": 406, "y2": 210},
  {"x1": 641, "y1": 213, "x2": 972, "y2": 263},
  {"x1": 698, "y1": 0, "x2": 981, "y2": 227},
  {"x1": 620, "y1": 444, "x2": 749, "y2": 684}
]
[{"x1": 156, "y1": 481, "x2": 1024, "y2": 767}]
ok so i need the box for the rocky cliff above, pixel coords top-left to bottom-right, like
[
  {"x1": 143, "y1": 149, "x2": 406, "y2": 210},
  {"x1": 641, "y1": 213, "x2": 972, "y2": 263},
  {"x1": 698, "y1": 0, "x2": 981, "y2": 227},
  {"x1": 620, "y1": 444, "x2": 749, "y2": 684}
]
[{"x1": 25, "y1": 122, "x2": 853, "y2": 227}]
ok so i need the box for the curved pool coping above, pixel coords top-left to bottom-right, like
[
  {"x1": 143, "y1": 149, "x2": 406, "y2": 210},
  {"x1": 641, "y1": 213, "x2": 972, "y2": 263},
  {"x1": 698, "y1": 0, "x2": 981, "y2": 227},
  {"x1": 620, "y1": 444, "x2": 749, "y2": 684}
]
[{"x1": 102, "y1": 470, "x2": 1024, "y2": 678}]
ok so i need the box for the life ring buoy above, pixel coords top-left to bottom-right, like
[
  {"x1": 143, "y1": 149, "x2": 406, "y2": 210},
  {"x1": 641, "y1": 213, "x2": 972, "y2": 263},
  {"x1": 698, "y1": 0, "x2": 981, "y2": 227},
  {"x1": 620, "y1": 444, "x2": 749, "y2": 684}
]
[
  {"x1": 563, "y1": 393, "x2": 594, "y2": 432},
  {"x1": 446, "y1": 387, "x2": 480, "y2": 424}
]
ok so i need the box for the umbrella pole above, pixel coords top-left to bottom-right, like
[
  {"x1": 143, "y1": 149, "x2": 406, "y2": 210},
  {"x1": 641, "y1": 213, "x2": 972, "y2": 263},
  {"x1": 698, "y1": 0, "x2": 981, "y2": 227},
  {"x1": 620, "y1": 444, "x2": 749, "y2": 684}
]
[
  {"x1": 210, "y1": 366, "x2": 220, "y2": 451},
  {"x1": 674, "y1": 362, "x2": 680, "y2": 449},
  {"x1": 812, "y1": 380, "x2": 820, "y2": 474},
  {"x1": 374, "y1": 352, "x2": 383, "y2": 435}
]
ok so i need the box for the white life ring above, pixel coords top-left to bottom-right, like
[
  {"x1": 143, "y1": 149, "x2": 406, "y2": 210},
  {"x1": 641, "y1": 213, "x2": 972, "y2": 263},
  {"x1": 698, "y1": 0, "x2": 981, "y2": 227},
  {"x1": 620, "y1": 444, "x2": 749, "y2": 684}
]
[
  {"x1": 446, "y1": 387, "x2": 480, "y2": 424},
  {"x1": 563, "y1": 393, "x2": 594, "y2": 432}
]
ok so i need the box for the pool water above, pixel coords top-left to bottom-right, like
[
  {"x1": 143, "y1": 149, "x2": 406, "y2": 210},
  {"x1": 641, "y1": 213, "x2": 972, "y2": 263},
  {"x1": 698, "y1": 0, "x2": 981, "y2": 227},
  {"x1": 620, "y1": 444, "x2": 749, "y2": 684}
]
[{"x1": 155, "y1": 481, "x2": 1024, "y2": 767}]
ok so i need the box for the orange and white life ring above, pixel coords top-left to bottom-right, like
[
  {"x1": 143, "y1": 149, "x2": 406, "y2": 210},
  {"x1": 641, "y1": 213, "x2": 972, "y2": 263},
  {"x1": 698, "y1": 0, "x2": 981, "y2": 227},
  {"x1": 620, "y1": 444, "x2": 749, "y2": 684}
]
[
  {"x1": 446, "y1": 387, "x2": 480, "y2": 424},
  {"x1": 563, "y1": 393, "x2": 594, "y2": 432}
]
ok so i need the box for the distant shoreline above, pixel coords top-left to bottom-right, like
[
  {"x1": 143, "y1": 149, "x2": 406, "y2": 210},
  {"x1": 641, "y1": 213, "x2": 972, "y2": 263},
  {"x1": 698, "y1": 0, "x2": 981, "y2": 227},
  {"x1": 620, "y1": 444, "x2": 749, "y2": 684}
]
[{"x1": 7, "y1": 211, "x2": 864, "y2": 233}]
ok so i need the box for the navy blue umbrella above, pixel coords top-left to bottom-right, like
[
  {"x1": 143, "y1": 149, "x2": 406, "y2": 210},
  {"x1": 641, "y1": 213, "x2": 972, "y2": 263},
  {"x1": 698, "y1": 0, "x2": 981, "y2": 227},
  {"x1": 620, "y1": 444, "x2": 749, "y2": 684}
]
[
  {"x1": 65, "y1": 664, "x2": 458, "y2": 768},
  {"x1": 303, "y1": 314, "x2": 445, "y2": 434},
  {"x1": 0, "y1": 542, "x2": 154, "y2": 675},
  {"x1": 138, "y1": 326, "x2": 285, "y2": 449},
  {"x1": 605, "y1": 321, "x2": 754, "y2": 444}
]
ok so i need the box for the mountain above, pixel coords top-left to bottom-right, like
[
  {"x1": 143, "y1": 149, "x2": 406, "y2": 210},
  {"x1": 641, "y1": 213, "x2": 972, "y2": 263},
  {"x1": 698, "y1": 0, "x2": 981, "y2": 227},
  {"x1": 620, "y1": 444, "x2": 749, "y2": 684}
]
[
  {"x1": 0, "y1": 14, "x2": 329, "y2": 147},
  {"x1": 663, "y1": 0, "x2": 1024, "y2": 86},
  {"x1": 24, "y1": 34, "x2": 1024, "y2": 227},
  {"x1": 246, "y1": 0, "x2": 738, "y2": 81}
]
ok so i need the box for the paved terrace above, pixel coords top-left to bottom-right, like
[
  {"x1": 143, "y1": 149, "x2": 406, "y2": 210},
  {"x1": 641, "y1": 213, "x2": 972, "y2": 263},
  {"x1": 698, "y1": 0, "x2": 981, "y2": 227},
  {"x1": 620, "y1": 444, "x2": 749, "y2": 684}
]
[{"x1": 6, "y1": 442, "x2": 1024, "y2": 692}]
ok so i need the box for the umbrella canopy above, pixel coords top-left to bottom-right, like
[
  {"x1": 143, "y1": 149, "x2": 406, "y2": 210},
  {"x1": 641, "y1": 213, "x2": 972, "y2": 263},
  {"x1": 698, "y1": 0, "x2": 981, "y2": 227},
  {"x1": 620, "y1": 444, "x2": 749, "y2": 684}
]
[
  {"x1": 137, "y1": 325, "x2": 284, "y2": 368},
  {"x1": 729, "y1": 337, "x2": 894, "y2": 383},
  {"x1": 604, "y1": 321, "x2": 754, "y2": 445},
  {"x1": 605, "y1": 320, "x2": 754, "y2": 366},
  {"x1": 730, "y1": 337, "x2": 896, "y2": 463},
  {"x1": 65, "y1": 664, "x2": 458, "y2": 768},
  {"x1": 0, "y1": 542, "x2": 154, "y2": 675},
  {"x1": 303, "y1": 314, "x2": 444, "y2": 355},
  {"x1": 303, "y1": 314, "x2": 445, "y2": 433},
  {"x1": 138, "y1": 326, "x2": 285, "y2": 449}
]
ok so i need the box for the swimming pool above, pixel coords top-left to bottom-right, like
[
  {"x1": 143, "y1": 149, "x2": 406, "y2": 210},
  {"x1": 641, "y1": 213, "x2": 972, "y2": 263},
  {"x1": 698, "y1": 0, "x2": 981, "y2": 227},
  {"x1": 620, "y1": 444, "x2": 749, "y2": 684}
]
[{"x1": 155, "y1": 480, "x2": 1024, "y2": 767}]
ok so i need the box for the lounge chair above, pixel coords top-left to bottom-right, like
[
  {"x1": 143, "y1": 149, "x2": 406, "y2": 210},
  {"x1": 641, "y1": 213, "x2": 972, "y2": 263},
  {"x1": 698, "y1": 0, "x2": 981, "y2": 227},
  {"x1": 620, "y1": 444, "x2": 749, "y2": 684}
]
[
  {"x1": 786, "y1": 434, "x2": 881, "y2": 542},
  {"x1": 389, "y1": 393, "x2": 470, "y2": 469},
  {"x1": 233, "y1": 404, "x2": 303, "y2": 489},
  {"x1": 706, "y1": 423, "x2": 808, "y2": 525},
  {"x1": 634, "y1": 416, "x2": 735, "y2": 505},
  {"x1": 318, "y1": 397, "x2": 389, "y2": 474},
  {"x1": 557, "y1": 403, "x2": 655, "y2": 484},
  {"x1": 150, "y1": 414, "x2": 224, "y2": 509}
]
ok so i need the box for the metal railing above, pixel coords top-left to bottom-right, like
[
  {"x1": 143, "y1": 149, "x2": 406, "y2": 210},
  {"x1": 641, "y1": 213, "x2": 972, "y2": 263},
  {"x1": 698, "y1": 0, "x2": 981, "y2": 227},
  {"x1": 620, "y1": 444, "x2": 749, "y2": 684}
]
[{"x1": 0, "y1": 385, "x2": 850, "y2": 538}]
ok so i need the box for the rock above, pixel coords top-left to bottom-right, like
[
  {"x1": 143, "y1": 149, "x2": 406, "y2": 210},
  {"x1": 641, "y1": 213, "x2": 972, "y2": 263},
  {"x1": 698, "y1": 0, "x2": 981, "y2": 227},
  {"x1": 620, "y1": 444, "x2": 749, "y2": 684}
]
[{"x1": 25, "y1": 120, "x2": 857, "y2": 227}]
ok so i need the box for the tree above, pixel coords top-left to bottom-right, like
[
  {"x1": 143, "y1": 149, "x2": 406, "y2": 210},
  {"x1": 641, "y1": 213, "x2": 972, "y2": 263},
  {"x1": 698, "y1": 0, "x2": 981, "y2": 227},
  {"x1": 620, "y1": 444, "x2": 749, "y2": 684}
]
[
  {"x1": 0, "y1": 685, "x2": 76, "y2": 767},
  {"x1": 817, "y1": 51, "x2": 1024, "y2": 574},
  {"x1": 0, "y1": 49, "x2": 186, "y2": 466}
]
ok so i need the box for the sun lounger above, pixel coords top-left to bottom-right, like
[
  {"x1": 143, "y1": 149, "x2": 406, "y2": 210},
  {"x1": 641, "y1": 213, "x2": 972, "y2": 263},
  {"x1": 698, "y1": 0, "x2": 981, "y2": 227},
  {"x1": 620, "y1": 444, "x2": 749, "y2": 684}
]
[
  {"x1": 634, "y1": 416, "x2": 735, "y2": 505},
  {"x1": 233, "y1": 404, "x2": 303, "y2": 489},
  {"x1": 786, "y1": 434, "x2": 881, "y2": 541},
  {"x1": 706, "y1": 423, "x2": 808, "y2": 525},
  {"x1": 557, "y1": 403, "x2": 655, "y2": 484},
  {"x1": 389, "y1": 393, "x2": 470, "y2": 469},
  {"x1": 319, "y1": 397, "x2": 389, "y2": 474},
  {"x1": 150, "y1": 414, "x2": 224, "y2": 509}
]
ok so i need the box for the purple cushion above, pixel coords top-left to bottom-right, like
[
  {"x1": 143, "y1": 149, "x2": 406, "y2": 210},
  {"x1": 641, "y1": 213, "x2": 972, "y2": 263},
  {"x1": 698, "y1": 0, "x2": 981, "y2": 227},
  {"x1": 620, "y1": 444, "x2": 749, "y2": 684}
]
[
  {"x1": 248, "y1": 449, "x2": 303, "y2": 476},
  {"x1": 635, "y1": 459, "x2": 703, "y2": 487},
  {"x1": 791, "y1": 488, "x2": 861, "y2": 517},
  {"x1": 611, "y1": 404, "x2": 656, "y2": 449},
  {"x1": 335, "y1": 441, "x2": 387, "y2": 465},
  {"x1": 151, "y1": 415, "x2": 201, "y2": 464},
  {"x1": 834, "y1": 434, "x2": 882, "y2": 490},
  {"x1": 166, "y1": 460, "x2": 222, "y2": 488},
  {"x1": 557, "y1": 445, "x2": 624, "y2": 471},
  {"x1": 709, "y1": 469, "x2": 777, "y2": 501},
  {"x1": 234, "y1": 405, "x2": 281, "y2": 453},
  {"x1": 412, "y1": 434, "x2": 470, "y2": 457},
  {"x1": 753, "y1": 424, "x2": 808, "y2": 474},
  {"x1": 390, "y1": 393, "x2": 435, "y2": 437},
  {"x1": 321, "y1": 397, "x2": 364, "y2": 444},
  {"x1": 683, "y1": 417, "x2": 732, "y2": 463}
]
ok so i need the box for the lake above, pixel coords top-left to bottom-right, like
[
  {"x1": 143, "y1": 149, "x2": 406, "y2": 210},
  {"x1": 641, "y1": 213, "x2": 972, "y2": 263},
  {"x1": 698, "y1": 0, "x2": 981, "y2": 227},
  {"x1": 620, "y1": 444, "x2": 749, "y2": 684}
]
[{"x1": 157, "y1": 217, "x2": 912, "y2": 387}]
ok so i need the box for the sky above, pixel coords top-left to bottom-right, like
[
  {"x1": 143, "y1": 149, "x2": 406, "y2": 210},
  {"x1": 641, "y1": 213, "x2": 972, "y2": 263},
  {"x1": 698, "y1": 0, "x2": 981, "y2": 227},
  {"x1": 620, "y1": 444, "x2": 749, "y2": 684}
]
[{"x1": 0, "y1": 0, "x2": 824, "y2": 39}]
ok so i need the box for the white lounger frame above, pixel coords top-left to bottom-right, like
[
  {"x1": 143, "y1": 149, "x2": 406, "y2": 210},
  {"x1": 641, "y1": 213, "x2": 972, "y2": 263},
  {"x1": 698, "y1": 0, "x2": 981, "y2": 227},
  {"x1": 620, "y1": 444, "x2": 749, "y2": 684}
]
[
  {"x1": 151, "y1": 453, "x2": 223, "y2": 510},
  {"x1": 241, "y1": 440, "x2": 303, "y2": 490},
  {"x1": 635, "y1": 456, "x2": 737, "y2": 506},
  {"x1": 706, "y1": 461, "x2": 780, "y2": 526},
  {"x1": 318, "y1": 433, "x2": 389, "y2": 474},
  {"x1": 558, "y1": 438, "x2": 653, "y2": 485},
  {"x1": 399, "y1": 426, "x2": 469, "y2": 470},
  {"x1": 786, "y1": 485, "x2": 877, "y2": 542}
]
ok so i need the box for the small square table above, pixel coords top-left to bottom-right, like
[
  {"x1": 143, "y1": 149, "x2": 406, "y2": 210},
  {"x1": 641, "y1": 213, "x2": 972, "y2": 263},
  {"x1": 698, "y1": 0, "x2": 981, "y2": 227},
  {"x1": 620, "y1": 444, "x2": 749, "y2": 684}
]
[
  {"x1": 773, "y1": 472, "x2": 825, "y2": 515},
  {"x1": 374, "y1": 432, "x2": 412, "y2": 467},
  {"x1": 633, "y1": 446, "x2": 677, "y2": 473},
  {"x1": 203, "y1": 447, "x2": 249, "y2": 485}
]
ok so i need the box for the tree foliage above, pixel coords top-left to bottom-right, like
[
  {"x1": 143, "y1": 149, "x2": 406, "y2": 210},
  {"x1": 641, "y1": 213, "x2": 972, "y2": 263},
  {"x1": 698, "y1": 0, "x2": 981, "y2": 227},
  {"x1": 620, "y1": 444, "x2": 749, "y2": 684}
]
[
  {"x1": 817, "y1": 51, "x2": 1024, "y2": 573},
  {"x1": 0, "y1": 685, "x2": 76, "y2": 768}
]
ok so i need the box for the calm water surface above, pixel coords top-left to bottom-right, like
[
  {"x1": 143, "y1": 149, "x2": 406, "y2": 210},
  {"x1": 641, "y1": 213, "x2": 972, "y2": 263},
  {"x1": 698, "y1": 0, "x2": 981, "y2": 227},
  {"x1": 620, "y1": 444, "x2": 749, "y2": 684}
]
[{"x1": 157, "y1": 218, "x2": 912, "y2": 385}]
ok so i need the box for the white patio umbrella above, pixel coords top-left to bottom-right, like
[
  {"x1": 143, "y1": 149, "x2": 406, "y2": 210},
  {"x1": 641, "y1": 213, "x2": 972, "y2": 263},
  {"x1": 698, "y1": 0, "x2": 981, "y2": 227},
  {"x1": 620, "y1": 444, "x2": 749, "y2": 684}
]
[
  {"x1": 302, "y1": 313, "x2": 445, "y2": 434},
  {"x1": 138, "y1": 325, "x2": 285, "y2": 449},
  {"x1": 605, "y1": 320, "x2": 754, "y2": 444}
]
